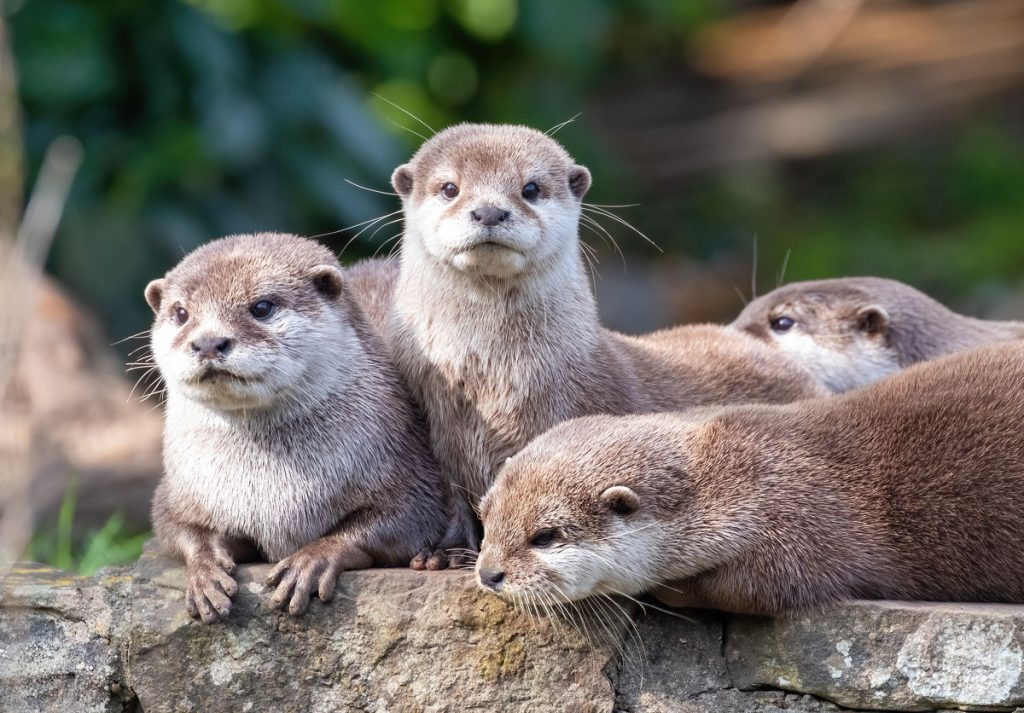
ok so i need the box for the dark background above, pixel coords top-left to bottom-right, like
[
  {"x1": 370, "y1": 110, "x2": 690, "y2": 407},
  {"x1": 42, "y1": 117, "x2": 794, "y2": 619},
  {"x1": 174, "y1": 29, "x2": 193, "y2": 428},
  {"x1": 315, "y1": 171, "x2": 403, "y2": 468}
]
[
  {"x1": 6, "y1": 0, "x2": 1024, "y2": 569},
  {"x1": 9, "y1": 0, "x2": 1024, "y2": 344}
]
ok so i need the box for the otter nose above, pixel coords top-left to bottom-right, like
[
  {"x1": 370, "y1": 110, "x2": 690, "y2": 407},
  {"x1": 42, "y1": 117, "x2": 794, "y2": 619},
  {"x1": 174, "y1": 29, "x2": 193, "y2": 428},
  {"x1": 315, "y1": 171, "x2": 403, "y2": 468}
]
[
  {"x1": 470, "y1": 206, "x2": 509, "y2": 227},
  {"x1": 478, "y1": 569, "x2": 506, "y2": 590},
  {"x1": 191, "y1": 336, "x2": 232, "y2": 360}
]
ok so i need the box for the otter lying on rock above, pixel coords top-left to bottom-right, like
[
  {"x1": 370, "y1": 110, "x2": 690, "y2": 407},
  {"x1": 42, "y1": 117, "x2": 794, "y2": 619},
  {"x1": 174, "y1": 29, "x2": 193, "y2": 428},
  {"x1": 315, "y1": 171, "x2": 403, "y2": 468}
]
[{"x1": 476, "y1": 341, "x2": 1024, "y2": 615}]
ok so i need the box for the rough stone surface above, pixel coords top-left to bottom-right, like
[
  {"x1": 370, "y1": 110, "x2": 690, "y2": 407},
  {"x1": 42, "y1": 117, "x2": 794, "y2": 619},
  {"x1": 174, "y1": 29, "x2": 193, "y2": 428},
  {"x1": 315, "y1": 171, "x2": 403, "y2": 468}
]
[
  {"x1": 0, "y1": 562, "x2": 134, "y2": 713},
  {"x1": 127, "y1": 548, "x2": 624, "y2": 713},
  {"x1": 5, "y1": 552, "x2": 1024, "y2": 712},
  {"x1": 728, "y1": 600, "x2": 1024, "y2": 712}
]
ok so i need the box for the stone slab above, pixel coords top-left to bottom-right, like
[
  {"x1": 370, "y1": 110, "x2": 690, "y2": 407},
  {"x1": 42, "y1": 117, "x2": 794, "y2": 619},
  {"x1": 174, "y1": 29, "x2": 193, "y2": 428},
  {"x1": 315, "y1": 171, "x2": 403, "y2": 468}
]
[{"x1": 727, "y1": 600, "x2": 1024, "y2": 712}]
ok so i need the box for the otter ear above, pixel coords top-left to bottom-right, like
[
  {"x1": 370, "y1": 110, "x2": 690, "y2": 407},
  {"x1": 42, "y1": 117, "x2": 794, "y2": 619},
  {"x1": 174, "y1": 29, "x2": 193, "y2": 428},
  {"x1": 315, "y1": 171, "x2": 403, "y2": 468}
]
[
  {"x1": 601, "y1": 485, "x2": 640, "y2": 516},
  {"x1": 144, "y1": 279, "x2": 166, "y2": 314},
  {"x1": 311, "y1": 264, "x2": 344, "y2": 300},
  {"x1": 856, "y1": 304, "x2": 890, "y2": 336},
  {"x1": 391, "y1": 164, "x2": 414, "y2": 197},
  {"x1": 568, "y1": 165, "x2": 591, "y2": 200}
]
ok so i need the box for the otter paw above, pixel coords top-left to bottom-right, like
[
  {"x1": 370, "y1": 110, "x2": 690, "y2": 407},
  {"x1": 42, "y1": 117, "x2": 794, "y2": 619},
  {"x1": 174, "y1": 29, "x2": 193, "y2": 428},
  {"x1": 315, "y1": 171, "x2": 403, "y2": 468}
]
[
  {"x1": 410, "y1": 547, "x2": 450, "y2": 571},
  {"x1": 265, "y1": 551, "x2": 341, "y2": 616},
  {"x1": 185, "y1": 558, "x2": 238, "y2": 624}
]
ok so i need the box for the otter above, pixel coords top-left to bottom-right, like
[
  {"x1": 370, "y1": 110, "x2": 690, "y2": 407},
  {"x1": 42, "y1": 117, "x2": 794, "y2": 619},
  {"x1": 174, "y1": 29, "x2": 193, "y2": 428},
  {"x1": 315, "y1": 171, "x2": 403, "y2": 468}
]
[
  {"x1": 475, "y1": 341, "x2": 1024, "y2": 615},
  {"x1": 732, "y1": 276, "x2": 1024, "y2": 392},
  {"x1": 146, "y1": 233, "x2": 450, "y2": 623},
  {"x1": 386, "y1": 123, "x2": 827, "y2": 550}
]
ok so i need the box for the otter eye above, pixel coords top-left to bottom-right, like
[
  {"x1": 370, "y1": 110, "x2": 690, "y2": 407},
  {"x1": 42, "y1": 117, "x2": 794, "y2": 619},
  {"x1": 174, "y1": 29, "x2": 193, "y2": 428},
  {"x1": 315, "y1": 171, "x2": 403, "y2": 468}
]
[
  {"x1": 172, "y1": 305, "x2": 189, "y2": 326},
  {"x1": 770, "y1": 316, "x2": 795, "y2": 333},
  {"x1": 441, "y1": 182, "x2": 459, "y2": 200},
  {"x1": 521, "y1": 182, "x2": 540, "y2": 201},
  {"x1": 250, "y1": 300, "x2": 276, "y2": 320},
  {"x1": 530, "y1": 528, "x2": 559, "y2": 549}
]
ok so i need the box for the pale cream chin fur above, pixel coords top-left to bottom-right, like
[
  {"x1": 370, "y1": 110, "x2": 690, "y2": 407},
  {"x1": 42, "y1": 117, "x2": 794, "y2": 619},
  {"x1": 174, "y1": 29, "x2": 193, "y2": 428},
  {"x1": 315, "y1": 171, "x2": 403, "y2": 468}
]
[{"x1": 771, "y1": 329, "x2": 900, "y2": 393}]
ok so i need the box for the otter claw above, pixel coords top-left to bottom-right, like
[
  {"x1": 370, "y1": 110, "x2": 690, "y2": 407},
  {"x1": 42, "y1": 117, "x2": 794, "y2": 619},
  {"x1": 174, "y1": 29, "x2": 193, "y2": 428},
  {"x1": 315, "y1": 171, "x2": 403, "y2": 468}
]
[{"x1": 185, "y1": 557, "x2": 237, "y2": 624}]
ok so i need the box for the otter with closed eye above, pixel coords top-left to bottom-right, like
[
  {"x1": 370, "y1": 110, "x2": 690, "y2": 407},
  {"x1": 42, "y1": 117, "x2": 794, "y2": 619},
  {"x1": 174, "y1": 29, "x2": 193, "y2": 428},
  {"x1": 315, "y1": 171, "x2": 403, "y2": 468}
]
[
  {"x1": 147, "y1": 233, "x2": 450, "y2": 623},
  {"x1": 386, "y1": 123, "x2": 827, "y2": 552},
  {"x1": 732, "y1": 276, "x2": 1024, "y2": 392},
  {"x1": 476, "y1": 341, "x2": 1024, "y2": 614}
]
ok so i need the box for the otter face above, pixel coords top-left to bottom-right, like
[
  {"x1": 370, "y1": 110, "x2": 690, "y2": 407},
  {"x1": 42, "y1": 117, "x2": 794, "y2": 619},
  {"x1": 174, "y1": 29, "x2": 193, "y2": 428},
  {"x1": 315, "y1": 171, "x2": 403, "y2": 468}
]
[
  {"x1": 145, "y1": 234, "x2": 352, "y2": 412},
  {"x1": 476, "y1": 428, "x2": 665, "y2": 605},
  {"x1": 392, "y1": 124, "x2": 590, "y2": 279},
  {"x1": 734, "y1": 289, "x2": 899, "y2": 392}
]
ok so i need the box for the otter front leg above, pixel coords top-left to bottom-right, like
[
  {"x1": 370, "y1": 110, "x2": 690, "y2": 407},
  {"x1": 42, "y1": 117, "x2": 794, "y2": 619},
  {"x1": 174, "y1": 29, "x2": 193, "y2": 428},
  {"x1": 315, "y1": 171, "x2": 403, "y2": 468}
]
[
  {"x1": 265, "y1": 534, "x2": 373, "y2": 616},
  {"x1": 160, "y1": 523, "x2": 241, "y2": 624},
  {"x1": 410, "y1": 497, "x2": 478, "y2": 571},
  {"x1": 153, "y1": 490, "x2": 243, "y2": 623}
]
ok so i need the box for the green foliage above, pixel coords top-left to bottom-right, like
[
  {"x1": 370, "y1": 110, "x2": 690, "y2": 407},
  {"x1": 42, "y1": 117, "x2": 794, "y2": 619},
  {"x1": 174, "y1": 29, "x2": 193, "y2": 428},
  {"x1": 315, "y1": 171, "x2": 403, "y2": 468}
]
[
  {"x1": 6, "y1": 0, "x2": 1024, "y2": 340},
  {"x1": 7, "y1": 0, "x2": 705, "y2": 347},
  {"x1": 27, "y1": 480, "x2": 151, "y2": 575}
]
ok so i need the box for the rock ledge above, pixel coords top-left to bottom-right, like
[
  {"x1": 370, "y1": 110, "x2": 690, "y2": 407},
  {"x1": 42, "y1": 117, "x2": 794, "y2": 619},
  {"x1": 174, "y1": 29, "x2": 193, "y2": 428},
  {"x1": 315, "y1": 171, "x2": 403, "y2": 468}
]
[{"x1": 3, "y1": 547, "x2": 1024, "y2": 712}]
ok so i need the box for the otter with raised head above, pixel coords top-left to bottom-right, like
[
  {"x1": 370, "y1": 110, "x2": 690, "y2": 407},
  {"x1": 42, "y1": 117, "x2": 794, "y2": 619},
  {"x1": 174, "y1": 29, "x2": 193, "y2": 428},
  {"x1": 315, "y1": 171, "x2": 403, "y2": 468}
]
[
  {"x1": 475, "y1": 341, "x2": 1024, "y2": 615},
  {"x1": 146, "y1": 233, "x2": 450, "y2": 623},
  {"x1": 387, "y1": 123, "x2": 827, "y2": 549},
  {"x1": 732, "y1": 276, "x2": 1024, "y2": 392}
]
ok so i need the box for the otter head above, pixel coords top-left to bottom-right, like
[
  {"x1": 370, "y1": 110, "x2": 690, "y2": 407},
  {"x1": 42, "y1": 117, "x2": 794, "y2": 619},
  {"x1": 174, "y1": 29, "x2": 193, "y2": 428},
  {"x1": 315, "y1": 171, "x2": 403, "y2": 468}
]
[
  {"x1": 475, "y1": 416, "x2": 693, "y2": 606},
  {"x1": 391, "y1": 123, "x2": 591, "y2": 279},
  {"x1": 733, "y1": 280, "x2": 898, "y2": 392},
  {"x1": 145, "y1": 233, "x2": 352, "y2": 412}
]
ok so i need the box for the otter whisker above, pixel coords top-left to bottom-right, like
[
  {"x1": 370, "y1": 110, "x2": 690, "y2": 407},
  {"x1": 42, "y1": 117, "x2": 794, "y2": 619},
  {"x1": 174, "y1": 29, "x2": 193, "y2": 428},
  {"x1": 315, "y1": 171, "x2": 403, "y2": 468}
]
[
  {"x1": 578, "y1": 592, "x2": 625, "y2": 661},
  {"x1": 610, "y1": 591, "x2": 696, "y2": 623},
  {"x1": 125, "y1": 364, "x2": 158, "y2": 373},
  {"x1": 338, "y1": 210, "x2": 404, "y2": 256},
  {"x1": 777, "y1": 247, "x2": 792, "y2": 288},
  {"x1": 111, "y1": 329, "x2": 151, "y2": 347},
  {"x1": 580, "y1": 213, "x2": 626, "y2": 268},
  {"x1": 384, "y1": 116, "x2": 429, "y2": 142},
  {"x1": 372, "y1": 230, "x2": 404, "y2": 260},
  {"x1": 126, "y1": 343, "x2": 153, "y2": 358},
  {"x1": 598, "y1": 592, "x2": 647, "y2": 686},
  {"x1": 751, "y1": 234, "x2": 758, "y2": 300},
  {"x1": 578, "y1": 238, "x2": 602, "y2": 292},
  {"x1": 734, "y1": 285, "x2": 749, "y2": 308},
  {"x1": 545, "y1": 112, "x2": 582, "y2": 136},
  {"x1": 370, "y1": 91, "x2": 437, "y2": 135},
  {"x1": 540, "y1": 589, "x2": 575, "y2": 649},
  {"x1": 366, "y1": 217, "x2": 405, "y2": 244},
  {"x1": 313, "y1": 208, "x2": 403, "y2": 244},
  {"x1": 593, "y1": 522, "x2": 661, "y2": 542},
  {"x1": 581, "y1": 205, "x2": 662, "y2": 253},
  {"x1": 342, "y1": 178, "x2": 400, "y2": 199},
  {"x1": 450, "y1": 482, "x2": 485, "y2": 517},
  {"x1": 127, "y1": 368, "x2": 160, "y2": 402},
  {"x1": 383, "y1": 233, "x2": 404, "y2": 260}
]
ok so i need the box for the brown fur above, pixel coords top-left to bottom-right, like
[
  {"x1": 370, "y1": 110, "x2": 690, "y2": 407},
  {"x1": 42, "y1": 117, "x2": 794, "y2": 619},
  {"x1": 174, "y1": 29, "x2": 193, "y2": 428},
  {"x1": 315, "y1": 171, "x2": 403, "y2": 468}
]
[
  {"x1": 147, "y1": 233, "x2": 450, "y2": 623},
  {"x1": 342, "y1": 257, "x2": 399, "y2": 337},
  {"x1": 733, "y1": 276, "x2": 1024, "y2": 391},
  {"x1": 387, "y1": 123, "x2": 827, "y2": 549},
  {"x1": 479, "y1": 341, "x2": 1024, "y2": 614}
]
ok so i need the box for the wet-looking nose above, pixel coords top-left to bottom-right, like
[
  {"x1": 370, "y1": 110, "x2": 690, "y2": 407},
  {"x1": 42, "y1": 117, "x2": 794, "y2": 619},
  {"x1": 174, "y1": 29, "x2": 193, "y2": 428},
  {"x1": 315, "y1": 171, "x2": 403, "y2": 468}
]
[
  {"x1": 479, "y1": 569, "x2": 506, "y2": 589},
  {"x1": 191, "y1": 336, "x2": 233, "y2": 360},
  {"x1": 470, "y1": 206, "x2": 509, "y2": 227}
]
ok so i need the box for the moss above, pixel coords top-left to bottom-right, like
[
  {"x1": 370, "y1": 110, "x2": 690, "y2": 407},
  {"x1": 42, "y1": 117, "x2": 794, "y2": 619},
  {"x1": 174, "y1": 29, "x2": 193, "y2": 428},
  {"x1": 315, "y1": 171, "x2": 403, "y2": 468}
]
[{"x1": 477, "y1": 636, "x2": 527, "y2": 682}]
